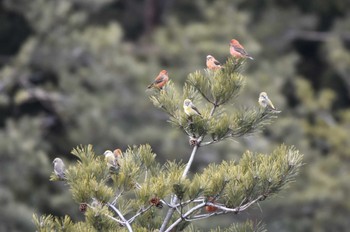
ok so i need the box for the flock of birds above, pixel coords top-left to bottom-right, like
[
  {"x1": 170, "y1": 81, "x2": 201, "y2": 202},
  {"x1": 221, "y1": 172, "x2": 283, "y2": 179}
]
[
  {"x1": 52, "y1": 39, "x2": 278, "y2": 179},
  {"x1": 147, "y1": 39, "x2": 276, "y2": 118}
]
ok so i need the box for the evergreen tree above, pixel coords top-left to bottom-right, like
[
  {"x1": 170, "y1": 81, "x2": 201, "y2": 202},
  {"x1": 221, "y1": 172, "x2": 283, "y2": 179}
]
[{"x1": 33, "y1": 57, "x2": 303, "y2": 231}]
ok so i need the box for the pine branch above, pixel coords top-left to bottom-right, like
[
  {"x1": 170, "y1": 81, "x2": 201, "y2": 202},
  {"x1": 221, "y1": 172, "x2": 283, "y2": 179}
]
[
  {"x1": 200, "y1": 134, "x2": 233, "y2": 147},
  {"x1": 160, "y1": 102, "x2": 218, "y2": 231},
  {"x1": 165, "y1": 194, "x2": 264, "y2": 231},
  {"x1": 107, "y1": 203, "x2": 133, "y2": 232},
  {"x1": 201, "y1": 108, "x2": 280, "y2": 146},
  {"x1": 160, "y1": 143, "x2": 201, "y2": 232},
  {"x1": 165, "y1": 202, "x2": 206, "y2": 232}
]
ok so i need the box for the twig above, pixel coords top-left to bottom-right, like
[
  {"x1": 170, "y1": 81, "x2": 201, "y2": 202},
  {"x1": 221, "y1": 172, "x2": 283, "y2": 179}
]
[
  {"x1": 164, "y1": 202, "x2": 206, "y2": 232},
  {"x1": 187, "y1": 195, "x2": 265, "y2": 221},
  {"x1": 196, "y1": 87, "x2": 214, "y2": 105},
  {"x1": 111, "y1": 189, "x2": 124, "y2": 205},
  {"x1": 200, "y1": 134, "x2": 233, "y2": 147},
  {"x1": 108, "y1": 203, "x2": 133, "y2": 232},
  {"x1": 173, "y1": 198, "x2": 205, "y2": 207},
  {"x1": 87, "y1": 203, "x2": 124, "y2": 225},
  {"x1": 104, "y1": 214, "x2": 126, "y2": 225},
  {"x1": 160, "y1": 199, "x2": 173, "y2": 208},
  {"x1": 127, "y1": 205, "x2": 152, "y2": 223},
  {"x1": 209, "y1": 103, "x2": 217, "y2": 117}
]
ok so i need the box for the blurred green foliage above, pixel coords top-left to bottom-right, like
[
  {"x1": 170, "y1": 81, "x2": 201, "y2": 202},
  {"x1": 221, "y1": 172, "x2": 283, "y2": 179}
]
[{"x1": 0, "y1": 0, "x2": 349, "y2": 231}]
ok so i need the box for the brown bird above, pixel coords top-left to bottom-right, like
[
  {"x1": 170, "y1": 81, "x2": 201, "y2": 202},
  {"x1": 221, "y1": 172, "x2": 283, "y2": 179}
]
[
  {"x1": 206, "y1": 55, "x2": 222, "y2": 70},
  {"x1": 205, "y1": 197, "x2": 218, "y2": 212},
  {"x1": 113, "y1": 148, "x2": 123, "y2": 166},
  {"x1": 113, "y1": 149, "x2": 123, "y2": 159},
  {"x1": 230, "y1": 39, "x2": 253, "y2": 60},
  {"x1": 147, "y1": 70, "x2": 169, "y2": 89}
]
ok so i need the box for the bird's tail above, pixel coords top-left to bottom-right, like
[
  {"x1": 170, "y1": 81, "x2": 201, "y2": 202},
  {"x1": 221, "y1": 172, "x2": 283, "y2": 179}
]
[{"x1": 58, "y1": 173, "x2": 66, "y2": 180}]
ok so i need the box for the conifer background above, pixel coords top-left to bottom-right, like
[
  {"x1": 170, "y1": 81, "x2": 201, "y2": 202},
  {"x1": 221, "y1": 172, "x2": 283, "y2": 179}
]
[{"x1": 0, "y1": 0, "x2": 350, "y2": 231}]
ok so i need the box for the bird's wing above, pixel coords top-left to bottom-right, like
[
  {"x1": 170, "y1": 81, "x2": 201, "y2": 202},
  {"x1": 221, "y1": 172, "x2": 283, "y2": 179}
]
[
  {"x1": 214, "y1": 60, "x2": 221, "y2": 66},
  {"x1": 153, "y1": 75, "x2": 166, "y2": 84},
  {"x1": 233, "y1": 45, "x2": 249, "y2": 56},
  {"x1": 191, "y1": 104, "x2": 201, "y2": 115},
  {"x1": 55, "y1": 164, "x2": 64, "y2": 175}
]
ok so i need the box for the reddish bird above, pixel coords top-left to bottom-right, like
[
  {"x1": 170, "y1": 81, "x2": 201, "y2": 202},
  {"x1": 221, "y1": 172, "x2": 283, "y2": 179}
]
[
  {"x1": 147, "y1": 70, "x2": 169, "y2": 89},
  {"x1": 229, "y1": 39, "x2": 253, "y2": 60},
  {"x1": 205, "y1": 197, "x2": 218, "y2": 213},
  {"x1": 113, "y1": 149, "x2": 122, "y2": 159},
  {"x1": 206, "y1": 55, "x2": 222, "y2": 70}
]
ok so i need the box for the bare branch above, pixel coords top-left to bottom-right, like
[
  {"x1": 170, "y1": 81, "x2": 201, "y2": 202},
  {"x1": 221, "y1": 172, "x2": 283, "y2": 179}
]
[
  {"x1": 111, "y1": 189, "x2": 124, "y2": 206},
  {"x1": 160, "y1": 143, "x2": 201, "y2": 231},
  {"x1": 200, "y1": 134, "x2": 233, "y2": 147},
  {"x1": 173, "y1": 198, "x2": 205, "y2": 208},
  {"x1": 189, "y1": 195, "x2": 265, "y2": 221},
  {"x1": 87, "y1": 203, "x2": 125, "y2": 226},
  {"x1": 160, "y1": 103, "x2": 219, "y2": 232},
  {"x1": 108, "y1": 203, "x2": 133, "y2": 232},
  {"x1": 165, "y1": 202, "x2": 206, "y2": 232},
  {"x1": 127, "y1": 205, "x2": 152, "y2": 224},
  {"x1": 104, "y1": 214, "x2": 126, "y2": 225}
]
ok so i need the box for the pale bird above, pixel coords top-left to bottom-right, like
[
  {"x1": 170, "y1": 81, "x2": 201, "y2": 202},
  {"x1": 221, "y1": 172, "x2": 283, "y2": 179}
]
[
  {"x1": 258, "y1": 92, "x2": 275, "y2": 110},
  {"x1": 53, "y1": 157, "x2": 65, "y2": 179},
  {"x1": 183, "y1": 99, "x2": 202, "y2": 117},
  {"x1": 104, "y1": 150, "x2": 117, "y2": 168}
]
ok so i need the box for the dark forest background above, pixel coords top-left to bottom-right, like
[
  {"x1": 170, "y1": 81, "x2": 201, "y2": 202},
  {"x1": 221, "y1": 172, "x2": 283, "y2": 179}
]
[{"x1": 0, "y1": 0, "x2": 350, "y2": 231}]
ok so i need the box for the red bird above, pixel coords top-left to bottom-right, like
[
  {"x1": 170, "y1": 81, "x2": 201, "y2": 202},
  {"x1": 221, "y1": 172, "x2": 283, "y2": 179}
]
[
  {"x1": 206, "y1": 55, "x2": 222, "y2": 70},
  {"x1": 205, "y1": 197, "x2": 218, "y2": 213},
  {"x1": 147, "y1": 70, "x2": 169, "y2": 89},
  {"x1": 230, "y1": 39, "x2": 253, "y2": 60}
]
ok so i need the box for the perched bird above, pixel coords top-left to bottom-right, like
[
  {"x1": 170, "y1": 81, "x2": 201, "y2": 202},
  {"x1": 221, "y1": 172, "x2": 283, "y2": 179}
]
[
  {"x1": 258, "y1": 92, "x2": 275, "y2": 110},
  {"x1": 113, "y1": 149, "x2": 123, "y2": 159},
  {"x1": 113, "y1": 148, "x2": 123, "y2": 166},
  {"x1": 104, "y1": 150, "x2": 117, "y2": 168},
  {"x1": 206, "y1": 55, "x2": 222, "y2": 70},
  {"x1": 205, "y1": 197, "x2": 218, "y2": 213},
  {"x1": 229, "y1": 39, "x2": 253, "y2": 60},
  {"x1": 53, "y1": 158, "x2": 65, "y2": 179},
  {"x1": 147, "y1": 70, "x2": 169, "y2": 89},
  {"x1": 183, "y1": 99, "x2": 202, "y2": 117}
]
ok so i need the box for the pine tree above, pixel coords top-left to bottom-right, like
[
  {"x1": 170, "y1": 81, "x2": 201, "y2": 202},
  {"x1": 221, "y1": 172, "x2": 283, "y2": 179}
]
[{"x1": 33, "y1": 57, "x2": 303, "y2": 232}]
